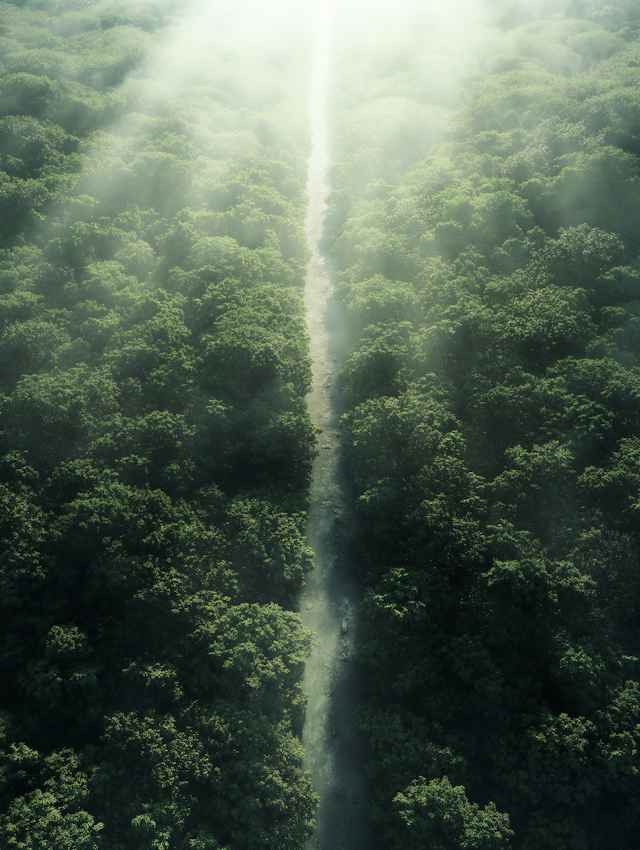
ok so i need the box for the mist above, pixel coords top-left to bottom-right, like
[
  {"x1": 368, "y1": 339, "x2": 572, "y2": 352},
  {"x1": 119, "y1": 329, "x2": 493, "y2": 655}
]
[{"x1": 1, "y1": 1, "x2": 640, "y2": 849}]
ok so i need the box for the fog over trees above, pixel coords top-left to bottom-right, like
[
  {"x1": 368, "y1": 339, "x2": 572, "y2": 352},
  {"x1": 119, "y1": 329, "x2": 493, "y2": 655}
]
[
  {"x1": 330, "y1": 1, "x2": 640, "y2": 848},
  {"x1": 0, "y1": 2, "x2": 318, "y2": 847},
  {"x1": 1, "y1": 0, "x2": 639, "y2": 848}
]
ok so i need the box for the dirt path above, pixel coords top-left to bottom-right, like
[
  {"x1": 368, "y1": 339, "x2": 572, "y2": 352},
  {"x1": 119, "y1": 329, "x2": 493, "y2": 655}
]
[{"x1": 299, "y1": 4, "x2": 375, "y2": 849}]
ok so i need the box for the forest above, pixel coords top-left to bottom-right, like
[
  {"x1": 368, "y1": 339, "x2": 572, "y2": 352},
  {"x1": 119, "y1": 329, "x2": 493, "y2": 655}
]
[
  {"x1": 329, "y1": 0, "x2": 640, "y2": 848},
  {"x1": 1, "y1": 0, "x2": 639, "y2": 848},
  {"x1": 0, "y1": 1, "x2": 318, "y2": 847}
]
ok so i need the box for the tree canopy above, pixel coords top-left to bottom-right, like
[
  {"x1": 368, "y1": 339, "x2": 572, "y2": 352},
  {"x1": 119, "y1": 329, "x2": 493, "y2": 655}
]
[
  {"x1": 0, "y1": 1, "x2": 317, "y2": 847},
  {"x1": 330, "y1": 1, "x2": 640, "y2": 847}
]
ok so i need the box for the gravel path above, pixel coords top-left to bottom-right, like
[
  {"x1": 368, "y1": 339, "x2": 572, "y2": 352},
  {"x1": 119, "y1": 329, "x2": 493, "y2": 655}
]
[{"x1": 299, "y1": 5, "x2": 375, "y2": 849}]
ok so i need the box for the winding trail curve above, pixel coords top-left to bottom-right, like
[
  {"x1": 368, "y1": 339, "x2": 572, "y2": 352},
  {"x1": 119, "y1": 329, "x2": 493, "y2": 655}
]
[{"x1": 299, "y1": 4, "x2": 375, "y2": 849}]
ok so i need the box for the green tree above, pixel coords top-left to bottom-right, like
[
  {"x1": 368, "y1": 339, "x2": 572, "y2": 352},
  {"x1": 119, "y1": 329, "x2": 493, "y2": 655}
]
[{"x1": 389, "y1": 777, "x2": 512, "y2": 850}]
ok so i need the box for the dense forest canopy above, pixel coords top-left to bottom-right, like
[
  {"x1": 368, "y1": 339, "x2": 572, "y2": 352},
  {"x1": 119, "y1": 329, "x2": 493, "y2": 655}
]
[
  {"x1": 1, "y1": 0, "x2": 640, "y2": 848},
  {"x1": 0, "y1": 1, "x2": 319, "y2": 847},
  {"x1": 329, "y1": 0, "x2": 640, "y2": 848}
]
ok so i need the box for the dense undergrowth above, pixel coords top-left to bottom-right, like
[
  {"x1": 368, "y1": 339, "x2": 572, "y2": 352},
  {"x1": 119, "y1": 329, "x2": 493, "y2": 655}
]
[
  {"x1": 330, "y1": 1, "x2": 640, "y2": 848},
  {"x1": 0, "y1": 1, "x2": 318, "y2": 847}
]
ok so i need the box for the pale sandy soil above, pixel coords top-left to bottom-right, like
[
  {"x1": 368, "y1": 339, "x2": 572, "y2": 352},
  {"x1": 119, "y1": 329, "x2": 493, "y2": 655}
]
[{"x1": 298, "y1": 7, "x2": 376, "y2": 849}]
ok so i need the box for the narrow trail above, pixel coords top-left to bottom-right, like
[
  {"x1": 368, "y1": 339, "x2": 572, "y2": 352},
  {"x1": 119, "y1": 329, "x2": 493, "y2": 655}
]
[{"x1": 299, "y1": 4, "x2": 375, "y2": 849}]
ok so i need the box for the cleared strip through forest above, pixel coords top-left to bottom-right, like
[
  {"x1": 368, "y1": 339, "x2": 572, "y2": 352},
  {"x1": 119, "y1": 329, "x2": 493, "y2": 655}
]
[{"x1": 299, "y1": 3, "x2": 374, "y2": 848}]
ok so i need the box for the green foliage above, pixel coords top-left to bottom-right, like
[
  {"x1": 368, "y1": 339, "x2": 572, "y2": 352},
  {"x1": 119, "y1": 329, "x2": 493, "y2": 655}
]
[
  {"x1": 390, "y1": 777, "x2": 513, "y2": 850},
  {"x1": 0, "y1": 746, "x2": 102, "y2": 850},
  {"x1": 0, "y1": 1, "x2": 317, "y2": 847},
  {"x1": 331, "y1": 2, "x2": 640, "y2": 848}
]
